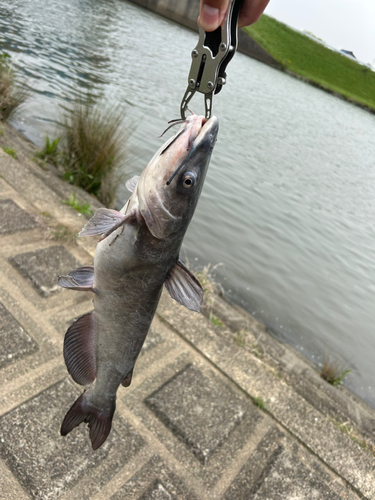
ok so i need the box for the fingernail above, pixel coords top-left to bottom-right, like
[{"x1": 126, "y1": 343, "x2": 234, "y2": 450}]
[{"x1": 200, "y1": 4, "x2": 220, "y2": 31}]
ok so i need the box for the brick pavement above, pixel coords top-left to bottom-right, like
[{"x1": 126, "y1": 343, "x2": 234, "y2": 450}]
[{"x1": 0, "y1": 124, "x2": 374, "y2": 499}]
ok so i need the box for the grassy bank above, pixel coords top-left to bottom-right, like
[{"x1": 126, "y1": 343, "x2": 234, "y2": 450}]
[{"x1": 245, "y1": 15, "x2": 375, "y2": 111}]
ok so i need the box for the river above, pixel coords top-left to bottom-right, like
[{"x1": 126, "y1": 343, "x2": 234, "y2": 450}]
[{"x1": 1, "y1": 0, "x2": 375, "y2": 407}]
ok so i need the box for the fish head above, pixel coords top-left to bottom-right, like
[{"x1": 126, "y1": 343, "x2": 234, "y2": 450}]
[{"x1": 137, "y1": 115, "x2": 219, "y2": 239}]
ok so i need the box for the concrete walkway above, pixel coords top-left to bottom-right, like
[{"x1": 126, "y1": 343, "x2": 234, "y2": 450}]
[{"x1": 0, "y1": 123, "x2": 374, "y2": 499}]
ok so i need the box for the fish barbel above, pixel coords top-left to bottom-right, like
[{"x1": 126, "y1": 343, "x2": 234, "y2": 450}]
[{"x1": 58, "y1": 115, "x2": 219, "y2": 450}]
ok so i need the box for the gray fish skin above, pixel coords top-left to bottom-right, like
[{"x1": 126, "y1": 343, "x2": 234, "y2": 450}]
[{"x1": 60, "y1": 115, "x2": 219, "y2": 450}]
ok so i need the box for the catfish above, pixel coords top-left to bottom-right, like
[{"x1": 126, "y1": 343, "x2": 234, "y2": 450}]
[{"x1": 58, "y1": 115, "x2": 219, "y2": 450}]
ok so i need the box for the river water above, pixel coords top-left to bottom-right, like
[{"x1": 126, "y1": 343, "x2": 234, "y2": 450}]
[{"x1": 1, "y1": 0, "x2": 375, "y2": 406}]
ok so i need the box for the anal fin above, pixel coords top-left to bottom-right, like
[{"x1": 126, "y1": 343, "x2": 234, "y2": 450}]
[
  {"x1": 164, "y1": 260, "x2": 203, "y2": 313},
  {"x1": 58, "y1": 265, "x2": 95, "y2": 292},
  {"x1": 121, "y1": 369, "x2": 133, "y2": 387},
  {"x1": 64, "y1": 312, "x2": 96, "y2": 386}
]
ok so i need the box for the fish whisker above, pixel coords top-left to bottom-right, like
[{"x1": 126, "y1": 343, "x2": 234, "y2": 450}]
[
  {"x1": 159, "y1": 119, "x2": 188, "y2": 138},
  {"x1": 160, "y1": 128, "x2": 186, "y2": 156}
]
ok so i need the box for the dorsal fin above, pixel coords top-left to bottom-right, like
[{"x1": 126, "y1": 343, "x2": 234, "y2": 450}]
[
  {"x1": 64, "y1": 312, "x2": 96, "y2": 385},
  {"x1": 164, "y1": 260, "x2": 203, "y2": 312},
  {"x1": 58, "y1": 265, "x2": 95, "y2": 292},
  {"x1": 125, "y1": 175, "x2": 140, "y2": 193}
]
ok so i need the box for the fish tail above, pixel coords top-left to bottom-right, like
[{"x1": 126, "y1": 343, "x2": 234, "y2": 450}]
[{"x1": 61, "y1": 391, "x2": 115, "y2": 450}]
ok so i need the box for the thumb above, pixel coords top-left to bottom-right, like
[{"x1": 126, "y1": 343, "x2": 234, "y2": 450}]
[{"x1": 199, "y1": 0, "x2": 231, "y2": 32}]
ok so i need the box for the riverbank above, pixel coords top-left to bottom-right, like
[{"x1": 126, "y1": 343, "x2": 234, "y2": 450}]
[
  {"x1": 0, "y1": 121, "x2": 375, "y2": 498},
  {"x1": 128, "y1": 0, "x2": 375, "y2": 113},
  {"x1": 245, "y1": 15, "x2": 375, "y2": 113}
]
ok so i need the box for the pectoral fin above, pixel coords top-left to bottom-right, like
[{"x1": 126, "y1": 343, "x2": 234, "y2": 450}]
[
  {"x1": 58, "y1": 265, "x2": 95, "y2": 292},
  {"x1": 64, "y1": 312, "x2": 96, "y2": 386},
  {"x1": 164, "y1": 260, "x2": 203, "y2": 313},
  {"x1": 125, "y1": 175, "x2": 140, "y2": 193},
  {"x1": 79, "y1": 208, "x2": 130, "y2": 238}
]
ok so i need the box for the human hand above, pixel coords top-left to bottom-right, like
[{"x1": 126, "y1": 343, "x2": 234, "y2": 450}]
[{"x1": 198, "y1": 0, "x2": 270, "y2": 32}]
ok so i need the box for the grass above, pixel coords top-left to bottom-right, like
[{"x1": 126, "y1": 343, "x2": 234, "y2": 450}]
[
  {"x1": 245, "y1": 15, "x2": 375, "y2": 110},
  {"x1": 2, "y1": 146, "x2": 17, "y2": 158},
  {"x1": 62, "y1": 192, "x2": 93, "y2": 214},
  {"x1": 194, "y1": 264, "x2": 224, "y2": 297},
  {"x1": 209, "y1": 311, "x2": 223, "y2": 327},
  {"x1": 0, "y1": 52, "x2": 28, "y2": 121},
  {"x1": 60, "y1": 100, "x2": 127, "y2": 207},
  {"x1": 253, "y1": 396, "x2": 266, "y2": 410},
  {"x1": 35, "y1": 136, "x2": 60, "y2": 165},
  {"x1": 51, "y1": 224, "x2": 78, "y2": 244},
  {"x1": 233, "y1": 330, "x2": 246, "y2": 347},
  {"x1": 320, "y1": 354, "x2": 351, "y2": 386},
  {"x1": 331, "y1": 418, "x2": 375, "y2": 456}
]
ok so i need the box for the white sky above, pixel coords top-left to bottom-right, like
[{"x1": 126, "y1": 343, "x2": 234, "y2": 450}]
[{"x1": 264, "y1": 0, "x2": 375, "y2": 65}]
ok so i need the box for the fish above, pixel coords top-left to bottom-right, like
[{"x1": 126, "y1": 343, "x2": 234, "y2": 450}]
[{"x1": 58, "y1": 114, "x2": 219, "y2": 450}]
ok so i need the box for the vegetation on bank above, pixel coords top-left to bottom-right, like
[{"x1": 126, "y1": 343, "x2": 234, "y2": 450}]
[
  {"x1": 2, "y1": 146, "x2": 17, "y2": 158},
  {"x1": 245, "y1": 15, "x2": 375, "y2": 111},
  {"x1": 36, "y1": 100, "x2": 128, "y2": 207},
  {"x1": 0, "y1": 52, "x2": 27, "y2": 120},
  {"x1": 320, "y1": 354, "x2": 351, "y2": 386},
  {"x1": 60, "y1": 102, "x2": 127, "y2": 206},
  {"x1": 62, "y1": 192, "x2": 93, "y2": 215}
]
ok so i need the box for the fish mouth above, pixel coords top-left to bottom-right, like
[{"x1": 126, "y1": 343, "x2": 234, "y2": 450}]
[
  {"x1": 192, "y1": 116, "x2": 218, "y2": 148},
  {"x1": 166, "y1": 116, "x2": 219, "y2": 185}
]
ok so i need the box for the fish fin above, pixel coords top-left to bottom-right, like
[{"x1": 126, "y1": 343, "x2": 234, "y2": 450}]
[
  {"x1": 58, "y1": 265, "x2": 95, "y2": 292},
  {"x1": 125, "y1": 175, "x2": 140, "y2": 193},
  {"x1": 64, "y1": 312, "x2": 96, "y2": 385},
  {"x1": 164, "y1": 260, "x2": 203, "y2": 313},
  {"x1": 61, "y1": 391, "x2": 115, "y2": 450},
  {"x1": 121, "y1": 369, "x2": 133, "y2": 387},
  {"x1": 79, "y1": 208, "x2": 128, "y2": 237},
  {"x1": 98, "y1": 210, "x2": 137, "y2": 241}
]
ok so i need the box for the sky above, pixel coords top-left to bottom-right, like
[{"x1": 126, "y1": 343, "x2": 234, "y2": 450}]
[{"x1": 264, "y1": 0, "x2": 375, "y2": 65}]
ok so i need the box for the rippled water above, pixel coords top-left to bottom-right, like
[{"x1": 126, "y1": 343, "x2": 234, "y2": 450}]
[{"x1": 1, "y1": 0, "x2": 375, "y2": 406}]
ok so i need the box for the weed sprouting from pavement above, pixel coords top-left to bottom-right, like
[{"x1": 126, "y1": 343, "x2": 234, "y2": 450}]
[
  {"x1": 63, "y1": 192, "x2": 93, "y2": 214},
  {"x1": 320, "y1": 354, "x2": 351, "y2": 386},
  {"x1": 35, "y1": 136, "x2": 61, "y2": 165},
  {"x1": 233, "y1": 330, "x2": 246, "y2": 347},
  {"x1": 253, "y1": 396, "x2": 266, "y2": 410},
  {"x1": 209, "y1": 311, "x2": 223, "y2": 327},
  {"x1": 51, "y1": 224, "x2": 78, "y2": 244},
  {"x1": 2, "y1": 146, "x2": 17, "y2": 158}
]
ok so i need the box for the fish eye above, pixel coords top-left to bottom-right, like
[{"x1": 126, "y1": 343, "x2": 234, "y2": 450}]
[{"x1": 182, "y1": 172, "x2": 196, "y2": 189}]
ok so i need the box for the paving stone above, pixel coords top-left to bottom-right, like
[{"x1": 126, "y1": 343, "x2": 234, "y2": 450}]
[
  {"x1": 0, "y1": 301, "x2": 38, "y2": 368},
  {"x1": 224, "y1": 427, "x2": 360, "y2": 500},
  {"x1": 0, "y1": 178, "x2": 10, "y2": 192},
  {"x1": 139, "y1": 480, "x2": 177, "y2": 500},
  {"x1": 110, "y1": 455, "x2": 198, "y2": 500},
  {"x1": 145, "y1": 364, "x2": 246, "y2": 464},
  {"x1": 0, "y1": 199, "x2": 37, "y2": 235},
  {"x1": 0, "y1": 379, "x2": 144, "y2": 499},
  {"x1": 126, "y1": 356, "x2": 262, "y2": 489},
  {"x1": 10, "y1": 245, "x2": 80, "y2": 297}
]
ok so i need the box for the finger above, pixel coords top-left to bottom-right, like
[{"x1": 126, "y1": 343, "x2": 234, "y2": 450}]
[
  {"x1": 199, "y1": 0, "x2": 231, "y2": 32},
  {"x1": 238, "y1": 0, "x2": 270, "y2": 27}
]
